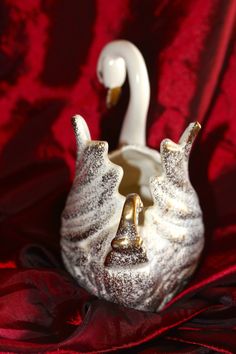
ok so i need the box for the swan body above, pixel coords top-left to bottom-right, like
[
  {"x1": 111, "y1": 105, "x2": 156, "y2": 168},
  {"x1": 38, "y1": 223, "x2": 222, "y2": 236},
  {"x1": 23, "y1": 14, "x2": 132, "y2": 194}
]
[{"x1": 60, "y1": 41, "x2": 204, "y2": 312}]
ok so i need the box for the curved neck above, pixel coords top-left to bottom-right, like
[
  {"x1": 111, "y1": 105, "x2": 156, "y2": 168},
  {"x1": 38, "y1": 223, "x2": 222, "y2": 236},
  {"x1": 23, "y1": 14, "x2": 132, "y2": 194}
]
[
  {"x1": 102, "y1": 40, "x2": 150, "y2": 146},
  {"x1": 122, "y1": 193, "x2": 141, "y2": 226}
]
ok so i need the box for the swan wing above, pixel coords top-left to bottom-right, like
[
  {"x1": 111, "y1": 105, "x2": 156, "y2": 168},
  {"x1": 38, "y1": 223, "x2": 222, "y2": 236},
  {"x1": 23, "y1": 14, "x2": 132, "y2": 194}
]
[
  {"x1": 61, "y1": 115, "x2": 125, "y2": 246},
  {"x1": 146, "y1": 122, "x2": 204, "y2": 244}
]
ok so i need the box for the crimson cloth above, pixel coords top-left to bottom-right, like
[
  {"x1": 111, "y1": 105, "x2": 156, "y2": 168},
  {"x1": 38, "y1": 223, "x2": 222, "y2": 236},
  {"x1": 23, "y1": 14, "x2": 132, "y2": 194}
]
[{"x1": 0, "y1": 1, "x2": 236, "y2": 353}]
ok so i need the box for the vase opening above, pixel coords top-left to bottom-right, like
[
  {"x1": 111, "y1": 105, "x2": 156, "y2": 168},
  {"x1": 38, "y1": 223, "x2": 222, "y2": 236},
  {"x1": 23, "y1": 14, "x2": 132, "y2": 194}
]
[{"x1": 109, "y1": 145, "x2": 162, "y2": 210}]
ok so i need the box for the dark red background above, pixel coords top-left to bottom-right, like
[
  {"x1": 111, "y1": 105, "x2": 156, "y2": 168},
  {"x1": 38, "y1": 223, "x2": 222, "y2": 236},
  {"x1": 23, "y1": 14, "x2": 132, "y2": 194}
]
[{"x1": 0, "y1": 0, "x2": 236, "y2": 353}]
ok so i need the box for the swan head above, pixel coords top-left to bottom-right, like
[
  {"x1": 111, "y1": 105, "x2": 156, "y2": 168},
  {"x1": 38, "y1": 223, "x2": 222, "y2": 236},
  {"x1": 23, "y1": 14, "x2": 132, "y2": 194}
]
[
  {"x1": 96, "y1": 40, "x2": 150, "y2": 146},
  {"x1": 97, "y1": 52, "x2": 126, "y2": 108}
]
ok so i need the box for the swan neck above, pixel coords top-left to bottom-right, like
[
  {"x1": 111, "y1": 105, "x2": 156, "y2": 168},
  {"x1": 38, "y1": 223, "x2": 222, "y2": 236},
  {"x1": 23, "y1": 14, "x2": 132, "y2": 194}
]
[{"x1": 110, "y1": 41, "x2": 150, "y2": 146}]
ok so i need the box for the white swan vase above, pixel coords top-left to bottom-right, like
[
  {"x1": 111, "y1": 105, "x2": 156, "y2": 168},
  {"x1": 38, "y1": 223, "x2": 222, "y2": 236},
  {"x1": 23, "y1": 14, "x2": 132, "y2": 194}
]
[{"x1": 60, "y1": 40, "x2": 204, "y2": 312}]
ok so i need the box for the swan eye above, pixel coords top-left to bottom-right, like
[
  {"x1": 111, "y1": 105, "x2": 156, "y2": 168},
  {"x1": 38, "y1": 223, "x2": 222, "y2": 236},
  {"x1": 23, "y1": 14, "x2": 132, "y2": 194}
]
[{"x1": 98, "y1": 70, "x2": 103, "y2": 81}]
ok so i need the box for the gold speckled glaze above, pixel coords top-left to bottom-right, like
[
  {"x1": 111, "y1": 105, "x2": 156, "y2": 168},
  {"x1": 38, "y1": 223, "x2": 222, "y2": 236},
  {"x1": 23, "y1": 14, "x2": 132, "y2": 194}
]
[{"x1": 60, "y1": 116, "x2": 204, "y2": 312}]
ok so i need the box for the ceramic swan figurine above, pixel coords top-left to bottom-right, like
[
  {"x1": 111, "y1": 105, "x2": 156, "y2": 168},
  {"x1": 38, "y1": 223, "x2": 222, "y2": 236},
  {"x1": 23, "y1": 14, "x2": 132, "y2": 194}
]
[{"x1": 60, "y1": 40, "x2": 204, "y2": 312}]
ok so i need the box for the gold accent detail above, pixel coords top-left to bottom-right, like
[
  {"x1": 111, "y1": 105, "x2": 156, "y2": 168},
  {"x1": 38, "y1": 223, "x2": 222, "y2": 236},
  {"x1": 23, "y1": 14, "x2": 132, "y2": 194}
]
[
  {"x1": 162, "y1": 122, "x2": 201, "y2": 154},
  {"x1": 106, "y1": 87, "x2": 121, "y2": 108},
  {"x1": 186, "y1": 121, "x2": 201, "y2": 145},
  {"x1": 112, "y1": 236, "x2": 143, "y2": 249},
  {"x1": 162, "y1": 140, "x2": 179, "y2": 152},
  {"x1": 105, "y1": 193, "x2": 148, "y2": 267},
  {"x1": 122, "y1": 193, "x2": 143, "y2": 224},
  {"x1": 179, "y1": 121, "x2": 201, "y2": 147},
  {"x1": 111, "y1": 193, "x2": 143, "y2": 250}
]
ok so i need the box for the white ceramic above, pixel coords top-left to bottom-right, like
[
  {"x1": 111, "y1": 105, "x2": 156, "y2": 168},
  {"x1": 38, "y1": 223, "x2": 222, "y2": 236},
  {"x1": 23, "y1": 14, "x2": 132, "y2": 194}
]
[
  {"x1": 97, "y1": 40, "x2": 150, "y2": 146},
  {"x1": 60, "y1": 41, "x2": 204, "y2": 312}
]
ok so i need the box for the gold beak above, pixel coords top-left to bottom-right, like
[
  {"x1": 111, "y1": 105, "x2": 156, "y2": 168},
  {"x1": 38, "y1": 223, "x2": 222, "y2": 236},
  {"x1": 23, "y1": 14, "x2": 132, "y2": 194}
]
[{"x1": 106, "y1": 87, "x2": 121, "y2": 108}]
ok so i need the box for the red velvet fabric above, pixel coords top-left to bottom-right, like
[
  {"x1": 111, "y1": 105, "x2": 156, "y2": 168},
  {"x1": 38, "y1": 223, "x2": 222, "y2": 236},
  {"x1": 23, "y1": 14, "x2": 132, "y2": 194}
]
[{"x1": 0, "y1": 0, "x2": 236, "y2": 353}]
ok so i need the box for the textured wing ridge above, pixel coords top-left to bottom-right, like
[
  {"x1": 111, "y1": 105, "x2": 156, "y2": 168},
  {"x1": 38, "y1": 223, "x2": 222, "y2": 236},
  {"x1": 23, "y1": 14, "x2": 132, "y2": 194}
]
[
  {"x1": 145, "y1": 122, "x2": 204, "y2": 243},
  {"x1": 61, "y1": 115, "x2": 125, "y2": 245}
]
